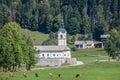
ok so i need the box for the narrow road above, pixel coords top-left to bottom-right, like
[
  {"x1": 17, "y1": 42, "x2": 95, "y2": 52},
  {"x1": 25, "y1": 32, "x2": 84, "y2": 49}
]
[
  {"x1": 32, "y1": 61, "x2": 84, "y2": 70},
  {"x1": 70, "y1": 61, "x2": 84, "y2": 66}
]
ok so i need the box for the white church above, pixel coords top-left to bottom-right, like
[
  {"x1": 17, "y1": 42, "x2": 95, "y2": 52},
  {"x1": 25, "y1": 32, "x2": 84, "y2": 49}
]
[{"x1": 34, "y1": 20, "x2": 76, "y2": 66}]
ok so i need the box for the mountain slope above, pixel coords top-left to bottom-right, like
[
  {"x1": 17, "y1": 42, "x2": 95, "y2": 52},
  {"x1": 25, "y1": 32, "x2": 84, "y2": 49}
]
[{"x1": 22, "y1": 29, "x2": 49, "y2": 45}]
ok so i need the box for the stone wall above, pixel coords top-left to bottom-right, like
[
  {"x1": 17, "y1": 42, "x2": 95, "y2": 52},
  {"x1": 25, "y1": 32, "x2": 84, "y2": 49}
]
[
  {"x1": 36, "y1": 58, "x2": 77, "y2": 66},
  {"x1": 67, "y1": 58, "x2": 77, "y2": 65}
]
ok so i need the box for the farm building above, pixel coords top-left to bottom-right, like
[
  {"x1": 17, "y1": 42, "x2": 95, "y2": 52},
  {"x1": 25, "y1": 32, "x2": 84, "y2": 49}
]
[
  {"x1": 74, "y1": 41, "x2": 103, "y2": 49},
  {"x1": 100, "y1": 34, "x2": 110, "y2": 41},
  {"x1": 74, "y1": 41, "x2": 94, "y2": 49}
]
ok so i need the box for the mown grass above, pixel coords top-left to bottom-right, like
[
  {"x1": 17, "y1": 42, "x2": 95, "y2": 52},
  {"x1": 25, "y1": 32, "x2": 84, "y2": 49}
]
[
  {"x1": 72, "y1": 48, "x2": 108, "y2": 63},
  {"x1": 0, "y1": 62, "x2": 120, "y2": 80},
  {"x1": 21, "y1": 29, "x2": 49, "y2": 44}
]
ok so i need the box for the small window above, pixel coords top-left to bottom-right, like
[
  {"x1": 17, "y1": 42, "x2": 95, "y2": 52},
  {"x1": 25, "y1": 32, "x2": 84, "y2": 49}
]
[
  {"x1": 42, "y1": 54, "x2": 44, "y2": 57},
  {"x1": 47, "y1": 54, "x2": 49, "y2": 56},
  {"x1": 53, "y1": 54, "x2": 55, "y2": 56},
  {"x1": 60, "y1": 35, "x2": 63, "y2": 39}
]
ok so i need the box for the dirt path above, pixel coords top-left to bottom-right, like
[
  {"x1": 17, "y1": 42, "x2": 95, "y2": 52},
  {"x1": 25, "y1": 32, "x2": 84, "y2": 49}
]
[{"x1": 31, "y1": 61, "x2": 84, "y2": 71}]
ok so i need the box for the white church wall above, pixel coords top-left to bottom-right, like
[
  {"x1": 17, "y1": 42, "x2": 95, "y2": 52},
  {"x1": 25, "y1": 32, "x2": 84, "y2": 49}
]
[
  {"x1": 63, "y1": 51, "x2": 71, "y2": 58},
  {"x1": 38, "y1": 51, "x2": 69, "y2": 59},
  {"x1": 58, "y1": 40, "x2": 67, "y2": 46}
]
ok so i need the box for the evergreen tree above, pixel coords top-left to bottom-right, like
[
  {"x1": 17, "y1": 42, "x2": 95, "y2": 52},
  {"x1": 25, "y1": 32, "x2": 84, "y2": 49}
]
[
  {"x1": 26, "y1": 37, "x2": 36, "y2": 70},
  {"x1": 71, "y1": 35, "x2": 76, "y2": 44},
  {"x1": 104, "y1": 29, "x2": 120, "y2": 59},
  {"x1": 0, "y1": 0, "x2": 120, "y2": 39},
  {"x1": 45, "y1": 14, "x2": 53, "y2": 33},
  {"x1": 81, "y1": 15, "x2": 91, "y2": 34},
  {"x1": 67, "y1": 17, "x2": 80, "y2": 35},
  {"x1": 0, "y1": 4, "x2": 9, "y2": 28}
]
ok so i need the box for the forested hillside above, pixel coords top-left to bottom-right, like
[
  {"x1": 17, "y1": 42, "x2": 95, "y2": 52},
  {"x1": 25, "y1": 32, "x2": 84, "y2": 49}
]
[{"x1": 0, "y1": 0, "x2": 120, "y2": 40}]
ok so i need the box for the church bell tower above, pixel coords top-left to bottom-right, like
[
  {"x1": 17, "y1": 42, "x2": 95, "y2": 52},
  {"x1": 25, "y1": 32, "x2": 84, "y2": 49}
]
[{"x1": 58, "y1": 20, "x2": 67, "y2": 46}]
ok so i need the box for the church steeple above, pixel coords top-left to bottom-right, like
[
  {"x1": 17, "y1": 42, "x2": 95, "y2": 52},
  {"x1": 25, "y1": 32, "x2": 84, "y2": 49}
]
[
  {"x1": 58, "y1": 19, "x2": 67, "y2": 46},
  {"x1": 61, "y1": 19, "x2": 64, "y2": 28},
  {"x1": 58, "y1": 19, "x2": 66, "y2": 33}
]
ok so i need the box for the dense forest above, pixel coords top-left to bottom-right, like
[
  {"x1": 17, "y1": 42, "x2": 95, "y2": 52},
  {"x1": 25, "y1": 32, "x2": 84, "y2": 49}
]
[{"x1": 0, "y1": 0, "x2": 120, "y2": 40}]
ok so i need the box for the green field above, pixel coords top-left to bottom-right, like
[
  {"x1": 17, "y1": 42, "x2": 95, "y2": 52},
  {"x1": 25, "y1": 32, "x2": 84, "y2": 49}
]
[
  {"x1": 22, "y1": 29, "x2": 49, "y2": 44},
  {"x1": 0, "y1": 62, "x2": 120, "y2": 80},
  {"x1": 72, "y1": 48, "x2": 108, "y2": 63},
  {"x1": 0, "y1": 48, "x2": 119, "y2": 80}
]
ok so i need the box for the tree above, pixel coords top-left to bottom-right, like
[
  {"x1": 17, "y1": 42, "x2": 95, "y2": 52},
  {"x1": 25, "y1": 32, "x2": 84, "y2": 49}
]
[
  {"x1": 26, "y1": 37, "x2": 36, "y2": 70},
  {"x1": 38, "y1": 0, "x2": 50, "y2": 32},
  {"x1": 67, "y1": 17, "x2": 80, "y2": 35},
  {"x1": 71, "y1": 35, "x2": 76, "y2": 44},
  {"x1": 104, "y1": 29, "x2": 120, "y2": 60},
  {"x1": 93, "y1": 24, "x2": 105, "y2": 41},
  {"x1": 104, "y1": 39, "x2": 116, "y2": 60},
  {"x1": 42, "y1": 32, "x2": 57, "y2": 45},
  {"x1": 0, "y1": 22, "x2": 36, "y2": 71},
  {"x1": 0, "y1": 34, "x2": 15, "y2": 71},
  {"x1": 52, "y1": 14, "x2": 62, "y2": 32},
  {"x1": 81, "y1": 15, "x2": 91, "y2": 34},
  {"x1": 29, "y1": 16, "x2": 39, "y2": 31},
  {"x1": 25, "y1": 46, "x2": 36, "y2": 70},
  {"x1": 0, "y1": 22, "x2": 23, "y2": 71},
  {"x1": 49, "y1": 0, "x2": 60, "y2": 16},
  {"x1": 45, "y1": 14, "x2": 53, "y2": 33},
  {"x1": 0, "y1": 4, "x2": 9, "y2": 28}
]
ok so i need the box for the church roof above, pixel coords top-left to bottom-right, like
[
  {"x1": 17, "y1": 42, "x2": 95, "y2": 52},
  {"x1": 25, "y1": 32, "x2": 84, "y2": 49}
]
[
  {"x1": 58, "y1": 19, "x2": 66, "y2": 33},
  {"x1": 58, "y1": 28, "x2": 66, "y2": 33},
  {"x1": 34, "y1": 45, "x2": 70, "y2": 52}
]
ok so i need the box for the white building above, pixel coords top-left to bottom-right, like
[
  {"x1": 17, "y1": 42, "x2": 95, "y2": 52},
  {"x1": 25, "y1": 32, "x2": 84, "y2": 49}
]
[
  {"x1": 100, "y1": 34, "x2": 110, "y2": 41},
  {"x1": 34, "y1": 20, "x2": 71, "y2": 59},
  {"x1": 75, "y1": 41, "x2": 94, "y2": 49}
]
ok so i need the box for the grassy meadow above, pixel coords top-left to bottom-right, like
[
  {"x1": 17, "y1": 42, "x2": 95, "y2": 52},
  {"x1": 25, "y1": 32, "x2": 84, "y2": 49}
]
[
  {"x1": 0, "y1": 48, "x2": 119, "y2": 80},
  {"x1": 72, "y1": 48, "x2": 108, "y2": 63},
  {"x1": 0, "y1": 62, "x2": 120, "y2": 80},
  {"x1": 22, "y1": 29, "x2": 49, "y2": 44}
]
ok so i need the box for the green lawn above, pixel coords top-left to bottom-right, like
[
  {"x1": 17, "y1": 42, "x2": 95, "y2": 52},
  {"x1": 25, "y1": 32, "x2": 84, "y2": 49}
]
[
  {"x1": 22, "y1": 29, "x2": 49, "y2": 44},
  {"x1": 0, "y1": 62, "x2": 120, "y2": 80},
  {"x1": 72, "y1": 48, "x2": 108, "y2": 63}
]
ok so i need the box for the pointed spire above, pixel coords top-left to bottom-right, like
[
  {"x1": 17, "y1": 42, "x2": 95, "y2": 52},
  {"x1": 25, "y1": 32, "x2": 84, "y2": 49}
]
[
  {"x1": 58, "y1": 14, "x2": 66, "y2": 33},
  {"x1": 60, "y1": 13, "x2": 64, "y2": 28},
  {"x1": 61, "y1": 19, "x2": 64, "y2": 28}
]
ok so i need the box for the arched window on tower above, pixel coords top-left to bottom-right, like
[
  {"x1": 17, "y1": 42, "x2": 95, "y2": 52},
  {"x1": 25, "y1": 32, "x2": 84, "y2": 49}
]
[
  {"x1": 60, "y1": 35, "x2": 63, "y2": 39},
  {"x1": 42, "y1": 54, "x2": 44, "y2": 57}
]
